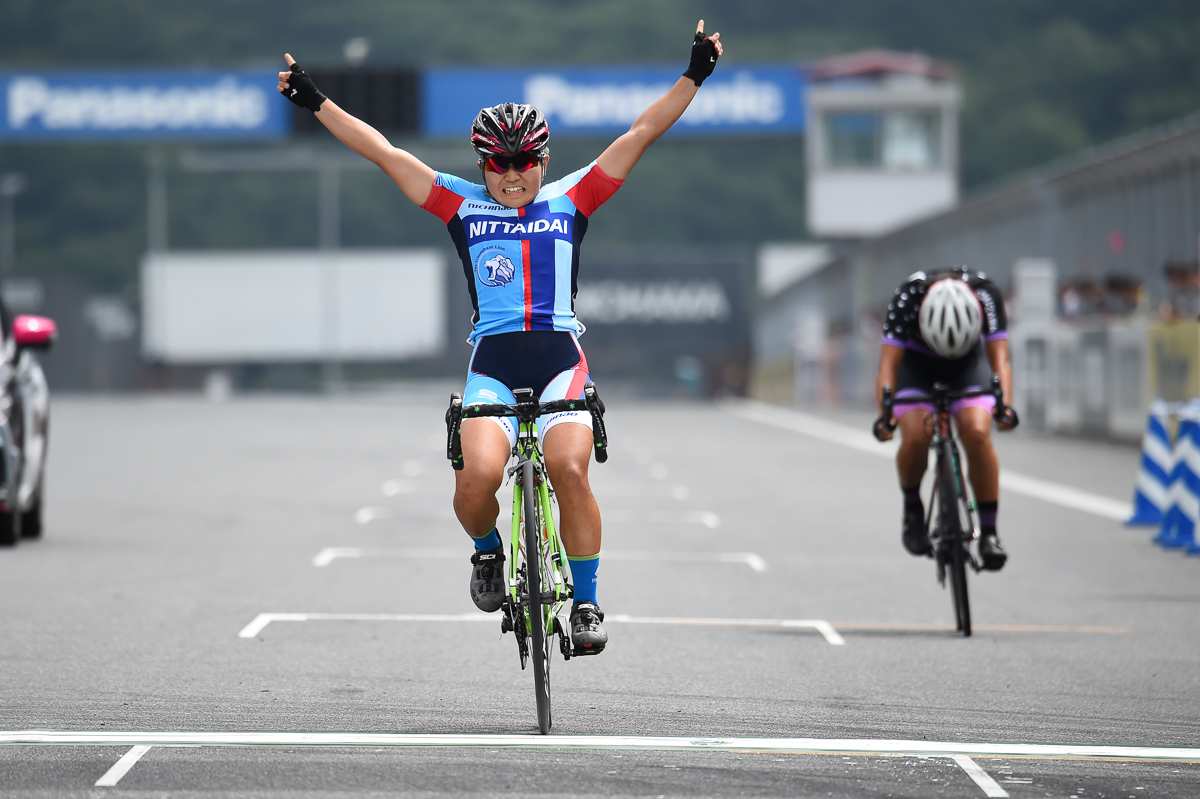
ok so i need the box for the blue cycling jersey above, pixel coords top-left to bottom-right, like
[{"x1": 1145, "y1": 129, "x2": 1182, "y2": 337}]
[{"x1": 422, "y1": 161, "x2": 623, "y2": 342}]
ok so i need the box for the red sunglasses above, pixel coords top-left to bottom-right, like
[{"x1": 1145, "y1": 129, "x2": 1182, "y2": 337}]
[{"x1": 483, "y1": 153, "x2": 542, "y2": 173}]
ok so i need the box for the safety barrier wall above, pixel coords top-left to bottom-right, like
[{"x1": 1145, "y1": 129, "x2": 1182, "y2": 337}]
[{"x1": 1009, "y1": 318, "x2": 1149, "y2": 441}]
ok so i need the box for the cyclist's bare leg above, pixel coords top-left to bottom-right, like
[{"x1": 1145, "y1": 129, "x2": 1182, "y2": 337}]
[
  {"x1": 954, "y1": 406, "x2": 999, "y2": 503},
  {"x1": 896, "y1": 410, "x2": 933, "y2": 488},
  {"x1": 543, "y1": 421, "x2": 601, "y2": 557},
  {"x1": 453, "y1": 418, "x2": 511, "y2": 536}
]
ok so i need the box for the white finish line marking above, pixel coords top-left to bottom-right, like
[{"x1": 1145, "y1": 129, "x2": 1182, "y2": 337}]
[
  {"x1": 727, "y1": 401, "x2": 1133, "y2": 521},
  {"x1": 6, "y1": 731, "x2": 1200, "y2": 762},
  {"x1": 237, "y1": 612, "x2": 843, "y2": 644},
  {"x1": 312, "y1": 548, "x2": 766, "y2": 572},
  {"x1": 94, "y1": 744, "x2": 151, "y2": 787},
  {"x1": 953, "y1": 754, "x2": 1009, "y2": 797}
]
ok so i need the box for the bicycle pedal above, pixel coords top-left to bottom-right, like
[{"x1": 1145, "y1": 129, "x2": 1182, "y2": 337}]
[
  {"x1": 500, "y1": 603, "x2": 516, "y2": 634},
  {"x1": 572, "y1": 642, "x2": 605, "y2": 657}
]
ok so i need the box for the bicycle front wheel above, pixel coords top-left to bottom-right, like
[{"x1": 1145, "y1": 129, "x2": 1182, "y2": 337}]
[
  {"x1": 523, "y1": 459, "x2": 552, "y2": 733},
  {"x1": 938, "y1": 442, "x2": 972, "y2": 637}
]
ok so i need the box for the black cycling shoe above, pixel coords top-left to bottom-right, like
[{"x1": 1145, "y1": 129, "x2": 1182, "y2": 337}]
[
  {"x1": 569, "y1": 601, "x2": 608, "y2": 655},
  {"x1": 469, "y1": 546, "x2": 506, "y2": 612},
  {"x1": 902, "y1": 504, "x2": 932, "y2": 557},
  {"x1": 978, "y1": 534, "x2": 1008, "y2": 571}
]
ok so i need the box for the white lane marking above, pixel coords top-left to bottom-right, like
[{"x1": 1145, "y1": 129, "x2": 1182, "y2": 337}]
[
  {"x1": 996, "y1": 470, "x2": 1129, "y2": 521},
  {"x1": 312, "y1": 547, "x2": 462, "y2": 566},
  {"x1": 94, "y1": 744, "x2": 151, "y2": 787},
  {"x1": 354, "y1": 507, "x2": 392, "y2": 524},
  {"x1": 727, "y1": 401, "x2": 1133, "y2": 521},
  {"x1": 783, "y1": 619, "x2": 845, "y2": 645},
  {"x1": 607, "y1": 615, "x2": 843, "y2": 645},
  {"x1": 381, "y1": 480, "x2": 415, "y2": 496},
  {"x1": 237, "y1": 612, "x2": 841, "y2": 644},
  {"x1": 238, "y1": 612, "x2": 492, "y2": 638},
  {"x1": 311, "y1": 548, "x2": 763, "y2": 570},
  {"x1": 238, "y1": 613, "x2": 310, "y2": 638},
  {"x1": 952, "y1": 755, "x2": 1009, "y2": 797},
  {"x1": 733, "y1": 553, "x2": 768, "y2": 572},
  {"x1": 727, "y1": 400, "x2": 897, "y2": 457},
  {"x1": 7, "y1": 732, "x2": 1199, "y2": 761}
]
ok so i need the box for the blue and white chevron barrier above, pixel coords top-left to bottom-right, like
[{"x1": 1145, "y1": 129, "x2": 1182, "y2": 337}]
[
  {"x1": 1155, "y1": 403, "x2": 1200, "y2": 550},
  {"x1": 1128, "y1": 399, "x2": 1174, "y2": 526}
]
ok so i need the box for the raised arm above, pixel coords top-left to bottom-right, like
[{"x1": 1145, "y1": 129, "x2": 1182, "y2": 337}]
[
  {"x1": 596, "y1": 20, "x2": 723, "y2": 181},
  {"x1": 278, "y1": 54, "x2": 436, "y2": 207}
]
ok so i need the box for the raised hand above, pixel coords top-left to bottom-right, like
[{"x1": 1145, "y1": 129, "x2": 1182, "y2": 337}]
[
  {"x1": 683, "y1": 19, "x2": 723, "y2": 87},
  {"x1": 277, "y1": 53, "x2": 327, "y2": 112}
]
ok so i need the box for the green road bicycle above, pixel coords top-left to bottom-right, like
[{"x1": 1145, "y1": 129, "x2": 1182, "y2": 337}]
[
  {"x1": 446, "y1": 382, "x2": 608, "y2": 734},
  {"x1": 875, "y1": 377, "x2": 1012, "y2": 637}
]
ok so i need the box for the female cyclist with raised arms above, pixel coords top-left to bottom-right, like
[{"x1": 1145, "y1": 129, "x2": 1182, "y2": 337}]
[{"x1": 279, "y1": 21, "x2": 723, "y2": 655}]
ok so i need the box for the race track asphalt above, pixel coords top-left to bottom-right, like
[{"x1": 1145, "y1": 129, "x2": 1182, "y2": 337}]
[{"x1": 0, "y1": 385, "x2": 1196, "y2": 797}]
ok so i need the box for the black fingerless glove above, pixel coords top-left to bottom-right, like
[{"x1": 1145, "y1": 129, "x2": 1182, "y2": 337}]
[
  {"x1": 682, "y1": 32, "x2": 719, "y2": 87},
  {"x1": 282, "y1": 63, "x2": 327, "y2": 112},
  {"x1": 994, "y1": 405, "x2": 1020, "y2": 430}
]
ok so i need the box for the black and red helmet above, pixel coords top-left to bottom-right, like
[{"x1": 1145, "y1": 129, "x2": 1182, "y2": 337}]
[{"x1": 470, "y1": 103, "x2": 550, "y2": 161}]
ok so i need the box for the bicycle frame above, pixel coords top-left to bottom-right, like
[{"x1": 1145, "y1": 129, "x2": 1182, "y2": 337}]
[
  {"x1": 506, "y1": 419, "x2": 574, "y2": 666},
  {"x1": 925, "y1": 405, "x2": 981, "y2": 582}
]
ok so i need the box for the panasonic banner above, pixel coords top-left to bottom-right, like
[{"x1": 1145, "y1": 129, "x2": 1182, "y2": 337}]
[
  {"x1": 0, "y1": 70, "x2": 288, "y2": 141},
  {"x1": 422, "y1": 65, "x2": 806, "y2": 138}
]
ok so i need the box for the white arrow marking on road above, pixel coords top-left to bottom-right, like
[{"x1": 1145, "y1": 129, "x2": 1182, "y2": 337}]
[
  {"x1": 94, "y1": 744, "x2": 151, "y2": 787},
  {"x1": 5, "y1": 732, "x2": 1199, "y2": 762},
  {"x1": 726, "y1": 401, "x2": 1133, "y2": 521},
  {"x1": 952, "y1": 754, "x2": 1009, "y2": 797},
  {"x1": 311, "y1": 548, "x2": 765, "y2": 571},
  {"x1": 237, "y1": 612, "x2": 841, "y2": 643}
]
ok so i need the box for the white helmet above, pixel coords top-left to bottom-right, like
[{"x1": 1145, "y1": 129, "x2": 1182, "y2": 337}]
[{"x1": 918, "y1": 278, "x2": 983, "y2": 358}]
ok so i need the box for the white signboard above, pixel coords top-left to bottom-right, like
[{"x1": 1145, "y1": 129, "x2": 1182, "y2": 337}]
[{"x1": 142, "y1": 249, "x2": 445, "y2": 362}]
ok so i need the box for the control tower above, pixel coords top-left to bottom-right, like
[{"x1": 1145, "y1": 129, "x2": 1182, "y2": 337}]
[{"x1": 805, "y1": 49, "x2": 961, "y2": 239}]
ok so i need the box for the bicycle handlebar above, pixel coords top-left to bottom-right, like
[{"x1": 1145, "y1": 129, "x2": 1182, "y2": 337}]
[
  {"x1": 873, "y1": 375, "x2": 1018, "y2": 440},
  {"x1": 446, "y1": 381, "x2": 609, "y2": 471}
]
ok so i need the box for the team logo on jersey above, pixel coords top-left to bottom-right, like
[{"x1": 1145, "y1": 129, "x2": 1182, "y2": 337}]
[{"x1": 475, "y1": 248, "x2": 517, "y2": 287}]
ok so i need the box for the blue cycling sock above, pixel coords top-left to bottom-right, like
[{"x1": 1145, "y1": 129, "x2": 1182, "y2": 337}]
[
  {"x1": 469, "y1": 527, "x2": 502, "y2": 552},
  {"x1": 568, "y1": 555, "x2": 600, "y2": 605}
]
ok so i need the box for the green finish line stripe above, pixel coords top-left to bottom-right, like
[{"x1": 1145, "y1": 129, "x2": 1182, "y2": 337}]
[{"x1": 2, "y1": 732, "x2": 1198, "y2": 762}]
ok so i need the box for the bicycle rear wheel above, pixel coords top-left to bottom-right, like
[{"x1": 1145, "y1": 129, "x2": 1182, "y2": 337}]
[
  {"x1": 938, "y1": 442, "x2": 972, "y2": 637},
  {"x1": 523, "y1": 460, "x2": 552, "y2": 733}
]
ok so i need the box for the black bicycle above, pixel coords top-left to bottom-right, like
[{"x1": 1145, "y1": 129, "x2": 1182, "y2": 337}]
[
  {"x1": 874, "y1": 376, "x2": 1015, "y2": 637},
  {"x1": 446, "y1": 382, "x2": 607, "y2": 733}
]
